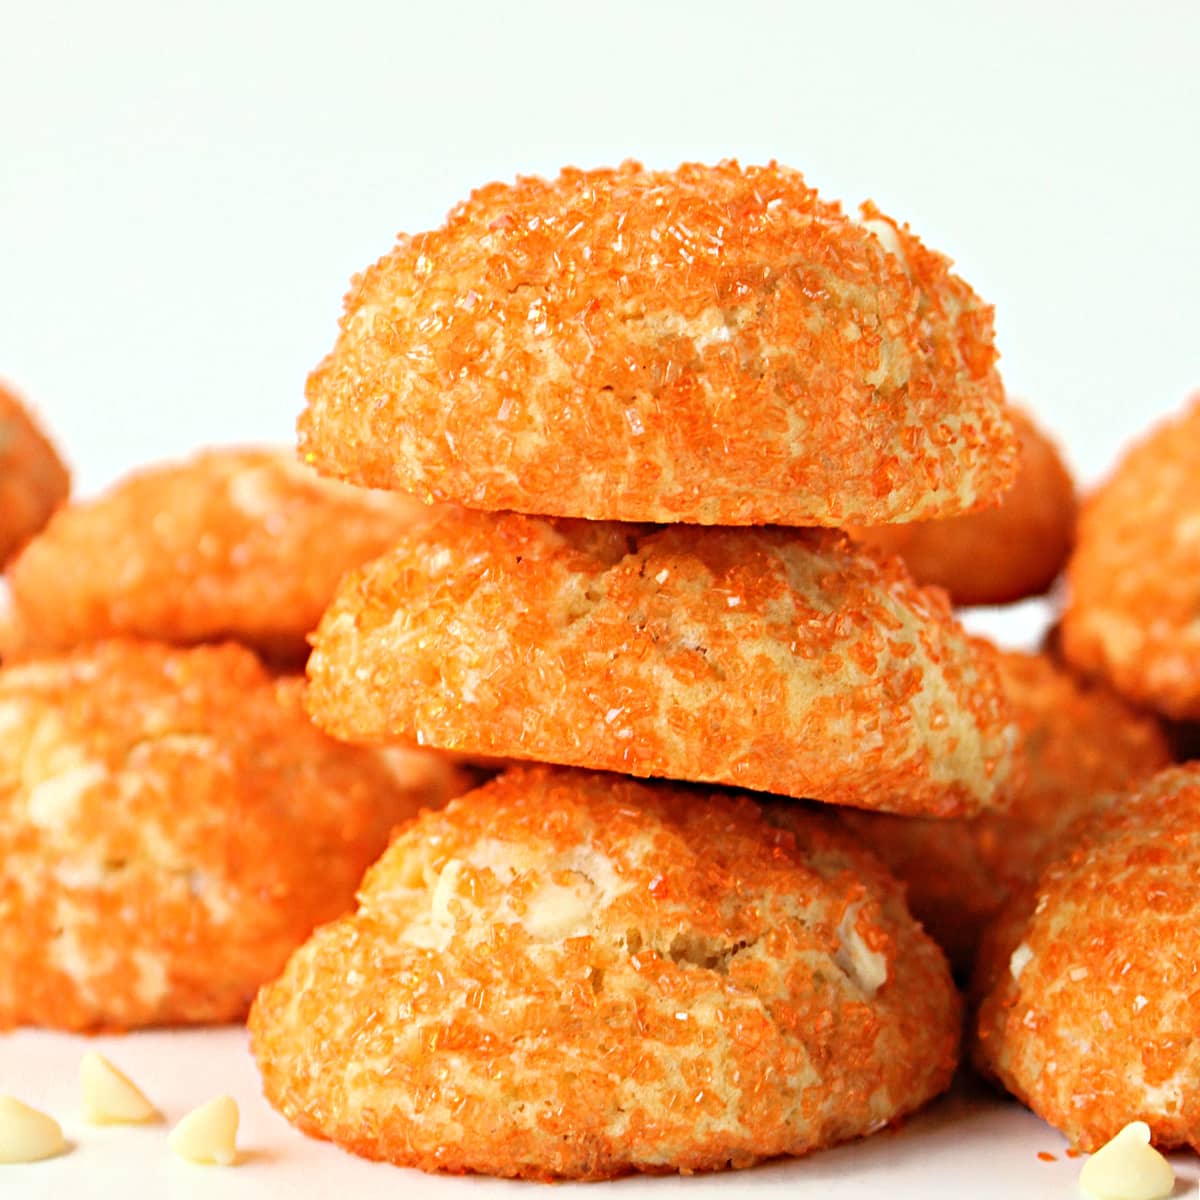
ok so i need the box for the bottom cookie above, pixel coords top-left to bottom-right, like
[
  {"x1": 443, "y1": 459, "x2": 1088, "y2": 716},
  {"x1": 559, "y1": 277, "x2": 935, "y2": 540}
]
[{"x1": 250, "y1": 765, "x2": 960, "y2": 1179}]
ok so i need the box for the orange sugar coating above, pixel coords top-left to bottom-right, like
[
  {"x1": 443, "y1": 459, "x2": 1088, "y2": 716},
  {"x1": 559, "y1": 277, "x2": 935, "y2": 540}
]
[
  {"x1": 306, "y1": 507, "x2": 1019, "y2": 817},
  {"x1": 3, "y1": 447, "x2": 429, "y2": 665},
  {"x1": 972, "y1": 764, "x2": 1200, "y2": 1152},
  {"x1": 843, "y1": 649, "x2": 1170, "y2": 973},
  {"x1": 851, "y1": 408, "x2": 1076, "y2": 606},
  {"x1": 0, "y1": 639, "x2": 468, "y2": 1031},
  {"x1": 1062, "y1": 395, "x2": 1200, "y2": 719},
  {"x1": 300, "y1": 160, "x2": 1016, "y2": 527},
  {"x1": 249, "y1": 765, "x2": 961, "y2": 1180},
  {"x1": 0, "y1": 381, "x2": 69, "y2": 566}
]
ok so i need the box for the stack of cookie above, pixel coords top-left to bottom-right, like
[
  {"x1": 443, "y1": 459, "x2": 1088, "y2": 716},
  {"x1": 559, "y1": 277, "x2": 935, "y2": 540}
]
[{"x1": 252, "y1": 162, "x2": 1027, "y2": 1179}]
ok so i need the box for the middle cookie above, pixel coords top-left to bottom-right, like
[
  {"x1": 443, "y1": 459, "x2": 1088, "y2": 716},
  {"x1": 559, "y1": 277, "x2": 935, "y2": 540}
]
[{"x1": 308, "y1": 508, "x2": 1018, "y2": 817}]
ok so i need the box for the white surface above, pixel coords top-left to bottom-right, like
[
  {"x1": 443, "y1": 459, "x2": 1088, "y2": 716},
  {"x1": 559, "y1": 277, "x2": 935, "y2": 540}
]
[
  {"x1": 5, "y1": 1027, "x2": 1193, "y2": 1200},
  {"x1": 0, "y1": 3, "x2": 1198, "y2": 1196}
]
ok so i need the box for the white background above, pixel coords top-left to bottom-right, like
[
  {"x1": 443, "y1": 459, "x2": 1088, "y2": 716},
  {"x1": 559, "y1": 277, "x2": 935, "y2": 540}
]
[
  {"x1": 1, "y1": 1, "x2": 1197, "y2": 497},
  {"x1": 1, "y1": 2, "x2": 1198, "y2": 1196}
]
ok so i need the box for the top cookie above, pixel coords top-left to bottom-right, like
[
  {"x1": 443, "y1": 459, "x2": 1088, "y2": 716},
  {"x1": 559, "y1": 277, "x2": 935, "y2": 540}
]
[{"x1": 301, "y1": 161, "x2": 1016, "y2": 526}]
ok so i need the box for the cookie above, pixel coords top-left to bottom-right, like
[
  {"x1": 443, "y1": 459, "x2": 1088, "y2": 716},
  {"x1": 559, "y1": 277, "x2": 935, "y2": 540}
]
[
  {"x1": 300, "y1": 160, "x2": 1015, "y2": 526},
  {"x1": 851, "y1": 408, "x2": 1075, "y2": 606},
  {"x1": 3, "y1": 447, "x2": 426, "y2": 664},
  {"x1": 843, "y1": 649, "x2": 1169, "y2": 971},
  {"x1": 0, "y1": 382, "x2": 69, "y2": 565},
  {"x1": 250, "y1": 765, "x2": 960, "y2": 1179},
  {"x1": 1062, "y1": 395, "x2": 1200, "y2": 718},
  {"x1": 972, "y1": 764, "x2": 1200, "y2": 1151},
  {"x1": 306, "y1": 508, "x2": 1018, "y2": 817},
  {"x1": 0, "y1": 639, "x2": 466, "y2": 1030}
]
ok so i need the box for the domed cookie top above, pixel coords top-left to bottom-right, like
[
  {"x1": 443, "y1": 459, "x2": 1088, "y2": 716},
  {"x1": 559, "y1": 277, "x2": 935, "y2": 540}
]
[
  {"x1": 306, "y1": 507, "x2": 1019, "y2": 817},
  {"x1": 250, "y1": 765, "x2": 960, "y2": 1179},
  {"x1": 1062, "y1": 395, "x2": 1200, "y2": 719},
  {"x1": 0, "y1": 381, "x2": 69, "y2": 566},
  {"x1": 0, "y1": 639, "x2": 466, "y2": 1031},
  {"x1": 301, "y1": 161, "x2": 1016, "y2": 526},
  {"x1": 4, "y1": 447, "x2": 429, "y2": 665},
  {"x1": 972, "y1": 764, "x2": 1200, "y2": 1152}
]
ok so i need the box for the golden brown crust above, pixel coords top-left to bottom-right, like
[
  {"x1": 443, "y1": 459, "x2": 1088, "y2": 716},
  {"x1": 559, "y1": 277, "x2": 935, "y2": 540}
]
[
  {"x1": 0, "y1": 639, "x2": 466, "y2": 1031},
  {"x1": 972, "y1": 764, "x2": 1200, "y2": 1151},
  {"x1": 300, "y1": 161, "x2": 1015, "y2": 526},
  {"x1": 3, "y1": 447, "x2": 427, "y2": 664},
  {"x1": 851, "y1": 408, "x2": 1076, "y2": 606},
  {"x1": 0, "y1": 382, "x2": 69, "y2": 566},
  {"x1": 306, "y1": 508, "x2": 1019, "y2": 817},
  {"x1": 843, "y1": 649, "x2": 1170, "y2": 971},
  {"x1": 1062, "y1": 395, "x2": 1200, "y2": 718},
  {"x1": 250, "y1": 765, "x2": 960, "y2": 1179}
]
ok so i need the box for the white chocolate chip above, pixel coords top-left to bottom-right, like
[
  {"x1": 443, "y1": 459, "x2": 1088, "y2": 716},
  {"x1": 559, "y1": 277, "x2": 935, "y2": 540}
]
[
  {"x1": 834, "y1": 902, "x2": 888, "y2": 995},
  {"x1": 1010, "y1": 941, "x2": 1035, "y2": 981},
  {"x1": 26, "y1": 761, "x2": 108, "y2": 827},
  {"x1": 0, "y1": 1096, "x2": 67, "y2": 1163},
  {"x1": 168, "y1": 1096, "x2": 239, "y2": 1166},
  {"x1": 80, "y1": 1052, "x2": 160, "y2": 1125},
  {"x1": 858, "y1": 217, "x2": 911, "y2": 274},
  {"x1": 524, "y1": 875, "x2": 596, "y2": 941},
  {"x1": 1079, "y1": 1120, "x2": 1174, "y2": 1200},
  {"x1": 429, "y1": 858, "x2": 469, "y2": 925}
]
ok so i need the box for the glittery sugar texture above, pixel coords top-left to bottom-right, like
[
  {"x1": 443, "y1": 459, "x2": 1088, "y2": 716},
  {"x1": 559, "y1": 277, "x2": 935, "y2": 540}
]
[
  {"x1": 305, "y1": 507, "x2": 1020, "y2": 817},
  {"x1": 851, "y1": 408, "x2": 1076, "y2": 607},
  {"x1": 1062, "y1": 394, "x2": 1200, "y2": 719},
  {"x1": 2, "y1": 447, "x2": 430, "y2": 666},
  {"x1": 0, "y1": 639, "x2": 467, "y2": 1032},
  {"x1": 299, "y1": 161, "x2": 1016, "y2": 526},
  {"x1": 843, "y1": 648, "x2": 1170, "y2": 972},
  {"x1": 0, "y1": 380, "x2": 69, "y2": 566},
  {"x1": 972, "y1": 763, "x2": 1200, "y2": 1152},
  {"x1": 249, "y1": 765, "x2": 961, "y2": 1180}
]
